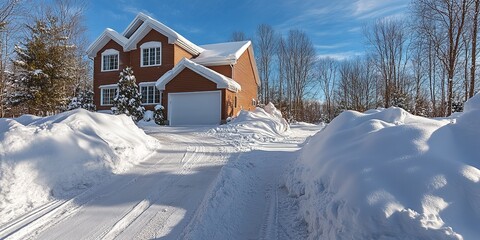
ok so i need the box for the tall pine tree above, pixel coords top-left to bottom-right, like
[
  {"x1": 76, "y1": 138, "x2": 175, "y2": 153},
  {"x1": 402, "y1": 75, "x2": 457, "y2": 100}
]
[
  {"x1": 10, "y1": 16, "x2": 75, "y2": 115},
  {"x1": 112, "y1": 67, "x2": 144, "y2": 122}
]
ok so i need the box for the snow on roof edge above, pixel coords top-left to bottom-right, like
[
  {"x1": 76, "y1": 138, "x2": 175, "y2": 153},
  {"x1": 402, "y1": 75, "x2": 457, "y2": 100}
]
[
  {"x1": 156, "y1": 58, "x2": 241, "y2": 93},
  {"x1": 124, "y1": 13, "x2": 204, "y2": 55},
  {"x1": 192, "y1": 41, "x2": 251, "y2": 65},
  {"x1": 88, "y1": 13, "x2": 204, "y2": 58},
  {"x1": 86, "y1": 28, "x2": 128, "y2": 58}
]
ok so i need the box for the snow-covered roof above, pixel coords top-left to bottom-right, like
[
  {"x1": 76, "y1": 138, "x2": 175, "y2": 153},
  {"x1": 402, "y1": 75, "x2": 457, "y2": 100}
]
[
  {"x1": 123, "y1": 13, "x2": 204, "y2": 55},
  {"x1": 192, "y1": 41, "x2": 251, "y2": 66},
  {"x1": 156, "y1": 58, "x2": 241, "y2": 93},
  {"x1": 86, "y1": 29, "x2": 128, "y2": 58},
  {"x1": 86, "y1": 12, "x2": 204, "y2": 58}
]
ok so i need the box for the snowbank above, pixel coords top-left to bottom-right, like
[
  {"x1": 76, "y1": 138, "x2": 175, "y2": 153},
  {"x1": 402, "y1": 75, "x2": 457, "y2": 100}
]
[
  {"x1": 286, "y1": 94, "x2": 480, "y2": 239},
  {"x1": 208, "y1": 103, "x2": 290, "y2": 149},
  {"x1": 0, "y1": 109, "x2": 159, "y2": 225}
]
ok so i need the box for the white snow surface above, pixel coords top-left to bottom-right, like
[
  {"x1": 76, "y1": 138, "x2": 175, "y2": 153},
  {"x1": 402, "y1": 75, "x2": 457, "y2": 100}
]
[
  {"x1": 192, "y1": 41, "x2": 251, "y2": 65},
  {"x1": 0, "y1": 103, "x2": 324, "y2": 240},
  {"x1": 286, "y1": 94, "x2": 480, "y2": 239},
  {"x1": 0, "y1": 109, "x2": 159, "y2": 225},
  {"x1": 208, "y1": 103, "x2": 290, "y2": 149}
]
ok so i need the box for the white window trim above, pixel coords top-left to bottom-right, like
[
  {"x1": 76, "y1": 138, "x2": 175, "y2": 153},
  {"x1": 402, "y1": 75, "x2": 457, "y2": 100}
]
[
  {"x1": 101, "y1": 49, "x2": 119, "y2": 72},
  {"x1": 140, "y1": 41, "x2": 162, "y2": 67},
  {"x1": 139, "y1": 82, "x2": 162, "y2": 105},
  {"x1": 99, "y1": 84, "x2": 118, "y2": 106}
]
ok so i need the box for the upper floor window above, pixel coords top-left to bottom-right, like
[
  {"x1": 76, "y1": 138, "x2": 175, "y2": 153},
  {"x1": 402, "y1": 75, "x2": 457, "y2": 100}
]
[
  {"x1": 101, "y1": 49, "x2": 119, "y2": 72},
  {"x1": 140, "y1": 83, "x2": 161, "y2": 105},
  {"x1": 140, "y1": 41, "x2": 161, "y2": 67}
]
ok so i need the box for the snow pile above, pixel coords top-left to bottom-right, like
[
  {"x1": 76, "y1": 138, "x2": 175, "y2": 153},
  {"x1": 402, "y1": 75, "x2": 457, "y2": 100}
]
[
  {"x1": 0, "y1": 109, "x2": 159, "y2": 224},
  {"x1": 208, "y1": 103, "x2": 289, "y2": 148},
  {"x1": 286, "y1": 94, "x2": 480, "y2": 239}
]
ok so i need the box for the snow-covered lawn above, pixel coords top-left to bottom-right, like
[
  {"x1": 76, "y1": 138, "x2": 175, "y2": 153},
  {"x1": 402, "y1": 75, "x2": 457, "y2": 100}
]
[{"x1": 286, "y1": 94, "x2": 480, "y2": 239}]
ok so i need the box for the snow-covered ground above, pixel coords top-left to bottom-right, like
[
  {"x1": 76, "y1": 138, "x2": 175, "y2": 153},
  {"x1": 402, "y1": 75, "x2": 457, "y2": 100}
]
[
  {"x1": 286, "y1": 94, "x2": 480, "y2": 239},
  {"x1": 0, "y1": 105, "x2": 322, "y2": 239},
  {"x1": 1, "y1": 97, "x2": 479, "y2": 239},
  {"x1": 0, "y1": 109, "x2": 159, "y2": 227}
]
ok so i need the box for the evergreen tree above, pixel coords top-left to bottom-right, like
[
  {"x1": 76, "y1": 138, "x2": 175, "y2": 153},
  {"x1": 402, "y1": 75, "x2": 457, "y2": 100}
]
[
  {"x1": 68, "y1": 87, "x2": 96, "y2": 111},
  {"x1": 10, "y1": 17, "x2": 76, "y2": 115},
  {"x1": 112, "y1": 67, "x2": 144, "y2": 122},
  {"x1": 154, "y1": 104, "x2": 165, "y2": 125}
]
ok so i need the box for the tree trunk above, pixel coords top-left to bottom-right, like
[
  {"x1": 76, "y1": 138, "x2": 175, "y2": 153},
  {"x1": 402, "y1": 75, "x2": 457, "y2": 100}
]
[{"x1": 470, "y1": 0, "x2": 479, "y2": 98}]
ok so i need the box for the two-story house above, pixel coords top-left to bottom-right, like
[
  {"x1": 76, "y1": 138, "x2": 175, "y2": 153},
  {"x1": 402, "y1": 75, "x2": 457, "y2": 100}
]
[{"x1": 86, "y1": 13, "x2": 259, "y2": 125}]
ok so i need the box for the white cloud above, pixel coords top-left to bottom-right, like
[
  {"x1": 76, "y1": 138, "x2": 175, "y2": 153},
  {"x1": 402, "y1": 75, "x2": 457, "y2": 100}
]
[
  {"x1": 352, "y1": 0, "x2": 407, "y2": 20},
  {"x1": 315, "y1": 43, "x2": 348, "y2": 50},
  {"x1": 317, "y1": 51, "x2": 364, "y2": 61}
]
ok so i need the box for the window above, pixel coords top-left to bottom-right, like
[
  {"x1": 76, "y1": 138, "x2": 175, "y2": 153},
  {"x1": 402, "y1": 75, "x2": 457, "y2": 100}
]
[
  {"x1": 140, "y1": 84, "x2": 161, "y2": 105},
  {"x1": 101, "y1": 49, "x2": 119, "y2": 71},
  {"x1": 101, "y1": 87, "x2": 117, "y2": 106},
  {"x1": 234, "y1": 96, "x2": 238, "y2": 108},
  {"x1": 252, "y1": 99, "x2": 257, "y2": 106},
  {"x1": 140, "y1": 41, "x2": 162, "y2": 67}
]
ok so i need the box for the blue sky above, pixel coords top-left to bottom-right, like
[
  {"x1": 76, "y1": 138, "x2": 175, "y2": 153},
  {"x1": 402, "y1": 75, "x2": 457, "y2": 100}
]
[{"x1": 85, "y1": 0, "x2": 408, "y2": 60}]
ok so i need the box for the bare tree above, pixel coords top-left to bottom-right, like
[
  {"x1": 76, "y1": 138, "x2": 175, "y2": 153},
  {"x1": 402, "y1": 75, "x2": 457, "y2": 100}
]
[
  {"x1": 230, "y1": 31, "x2": 248, "y2": 41},
  {"x1": 278, "y1": 29, "x2": 316, "y2": 121},
  {"x1": 0, "y1": 0, "x2": 24, "y2": 117},
  {"x1": 365, "y1": 18, "x2": 410, "y2": 108},
  {"x1": 255, "y1": 24, "x2": 277, "y2": 105},
  {"x1": 413, "y1": 0, "x2": 472, "y2": 115},
  {"x1": 316, "y1": 57, "x2": 337, "y2": 121},
  {"x1": 470, "y1": 0, "x2": 479, "y2": 97}
]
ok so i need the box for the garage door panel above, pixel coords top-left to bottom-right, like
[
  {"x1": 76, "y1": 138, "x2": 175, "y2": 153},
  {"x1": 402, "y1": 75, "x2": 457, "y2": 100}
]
[{"x1": 168, "y1": 91, "x2": 221, "y2": 125}]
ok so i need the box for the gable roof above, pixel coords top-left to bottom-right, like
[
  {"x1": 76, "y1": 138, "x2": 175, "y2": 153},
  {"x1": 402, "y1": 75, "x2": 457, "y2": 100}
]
[
  {"x1": 86, "y1": 12, "x2": 204, "y2": 58},
  {"x1": 192, "y1": 41, "x2": 251, "y2": 66},
  {"x1": 156, "y1": 58, "x2": 241, "y2": 92},
  {"x1": 86, "y1": 28, "x2": 129, "y2": 57}
]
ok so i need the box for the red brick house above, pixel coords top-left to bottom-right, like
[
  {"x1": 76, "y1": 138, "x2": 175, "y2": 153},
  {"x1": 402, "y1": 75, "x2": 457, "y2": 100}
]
[{"x1": 86, "y1": 13, "x2": 259, "y2": 125}]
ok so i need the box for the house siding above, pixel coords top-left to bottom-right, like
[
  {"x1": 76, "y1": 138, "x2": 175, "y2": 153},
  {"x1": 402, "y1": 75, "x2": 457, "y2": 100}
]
[
  {"x1": 94, "y1": 30, "x2": 196, "y2": 111},
  {"x1": 93, "y1": 40, "x2": 130, "y2": 111},
  {"x1": 174, "y1": 44, "x2": 194, "y2": 65},
  {"x1": 207, "y1": 65, "x2": 232, "y2": 78},
  {"x1": 130, "y1": 30, "x2": 174, "y2": 83},
  {"x1": 231, "y1": 46, "x2": 258, "y2": 115}
]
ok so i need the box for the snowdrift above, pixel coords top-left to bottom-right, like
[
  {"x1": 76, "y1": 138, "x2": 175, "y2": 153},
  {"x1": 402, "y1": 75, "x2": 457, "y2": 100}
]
[
  {"x1": 0, "y1": 109, "x2": 159, "y2": 225},
  {"x1": 208, "y1": 103, "x2": 290, "y2": 148},
  {"x1": 286, "y1": 94, "x2": 480, "y2": 239}
]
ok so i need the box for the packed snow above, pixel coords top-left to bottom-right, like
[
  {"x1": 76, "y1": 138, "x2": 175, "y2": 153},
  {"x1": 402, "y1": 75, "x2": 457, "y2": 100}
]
[
  {"x1": 286, "y1": 94, "x2": 480, "y2": 239},
  {"x1": 0, "y1": 109, "x2": 159, "y2": 225},
  {"x1": 183, "y1": 104, "x2": 322, "y2": 239},
  {"x1": 208, "y1": 102, "x2": 290, "y2": 149}
]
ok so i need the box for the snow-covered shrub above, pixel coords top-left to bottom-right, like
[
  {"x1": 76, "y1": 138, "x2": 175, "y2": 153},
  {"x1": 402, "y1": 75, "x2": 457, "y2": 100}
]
[
  {"x1": 154, "y1": 104, "x2": 165, "y2": 125},
  {"x1": 143, "y1": 110, "x2": 154, "y2": 122},
  {"x1": 112, "y1": 67, "x2": 144, "y2": 122},
  {"x1": 67, "y1": 88, "x2": 96, "y2": 111}
]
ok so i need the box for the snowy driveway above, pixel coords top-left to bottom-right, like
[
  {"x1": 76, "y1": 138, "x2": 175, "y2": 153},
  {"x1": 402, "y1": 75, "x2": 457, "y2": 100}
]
[{"x1": 1, "y1": 124, "x2": 321, "y2": 240}]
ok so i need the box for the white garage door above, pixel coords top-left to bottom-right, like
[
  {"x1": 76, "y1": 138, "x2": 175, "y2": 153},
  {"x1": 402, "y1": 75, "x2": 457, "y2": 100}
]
[{"x1": 168, "y1": 91, "x2": 222, "y2": 126}]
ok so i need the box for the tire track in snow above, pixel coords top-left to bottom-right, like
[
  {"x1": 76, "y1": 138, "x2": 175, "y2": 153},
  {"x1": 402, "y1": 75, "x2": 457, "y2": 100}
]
[{"x1": 100, "y1": 139, "x2": 204, "y2": 239}]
